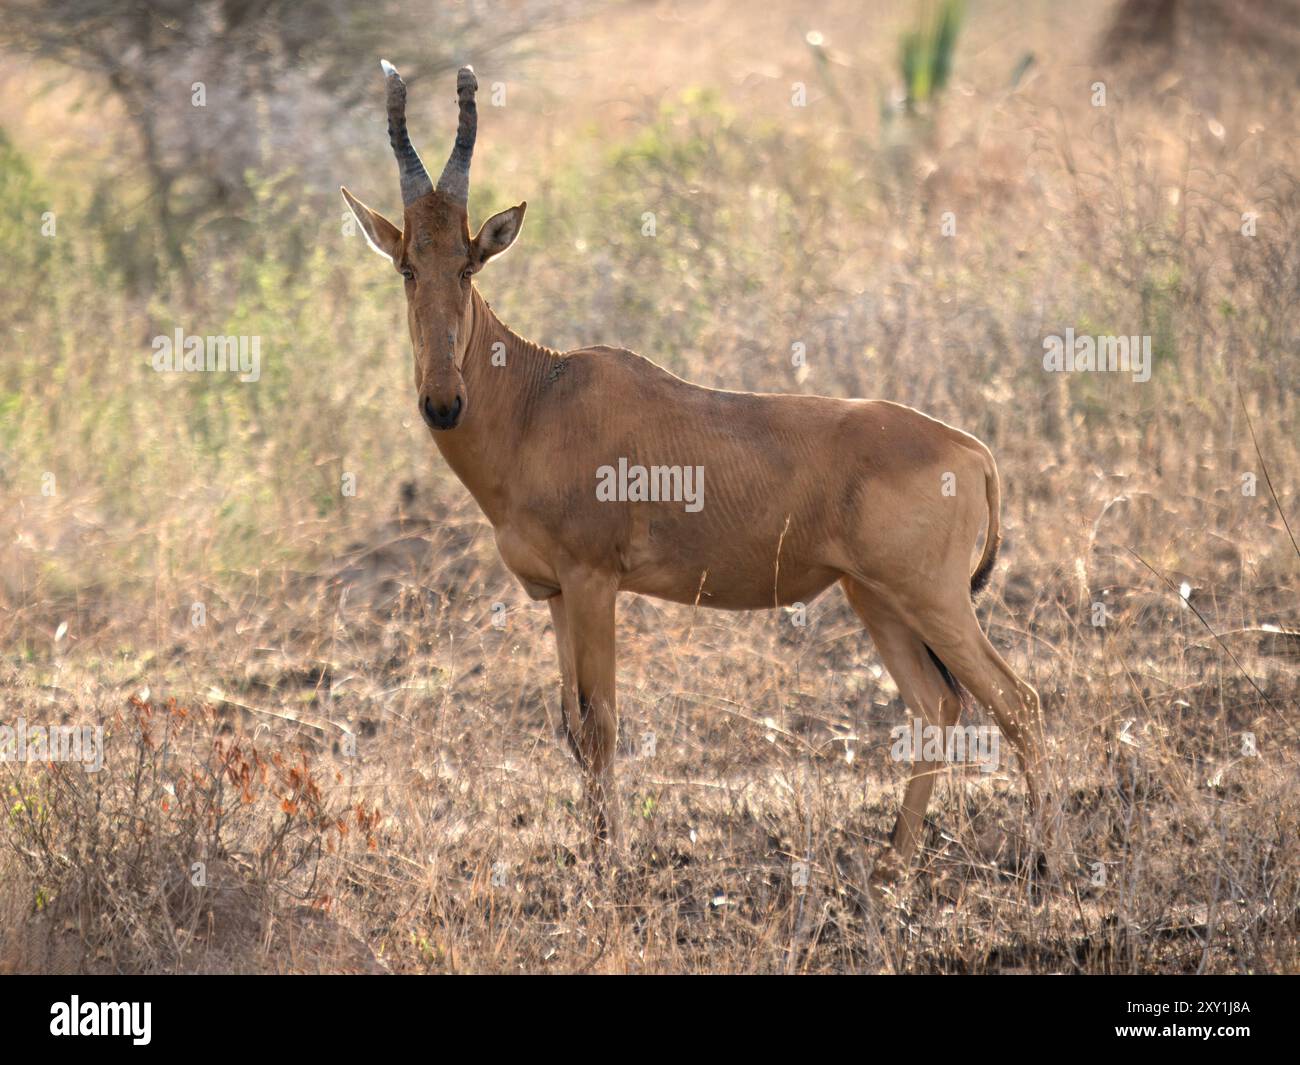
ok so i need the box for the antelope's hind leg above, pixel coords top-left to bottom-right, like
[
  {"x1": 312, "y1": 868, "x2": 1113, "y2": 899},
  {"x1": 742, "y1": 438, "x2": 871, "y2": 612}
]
[
  {"x1": 902, "y1": 588, "x2": 1053, "y2": 883},
  {"x1": 842, "y1": 579, "x2": 963, "y2": 887},
  {"x1": 549, "y1": 573, "x2": 621, "y2": 859},
  {"x1": 908, "y1": 599, "x2": 1047, "y2": 814}
]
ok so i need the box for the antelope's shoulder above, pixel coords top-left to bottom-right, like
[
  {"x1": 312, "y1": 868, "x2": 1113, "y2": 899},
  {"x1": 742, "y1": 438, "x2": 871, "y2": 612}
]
[
  {"x1": 558, "y1": 343, "x2": 675, "y2": 375},
  {"x1": 551, "y1": 343, "x2": 698, "y2": 398}
]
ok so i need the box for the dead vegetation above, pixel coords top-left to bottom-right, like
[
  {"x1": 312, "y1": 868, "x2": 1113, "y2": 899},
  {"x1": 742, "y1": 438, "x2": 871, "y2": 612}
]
[{"x1": 0, "y1": 0, "x2": 1297, "y2": 972}]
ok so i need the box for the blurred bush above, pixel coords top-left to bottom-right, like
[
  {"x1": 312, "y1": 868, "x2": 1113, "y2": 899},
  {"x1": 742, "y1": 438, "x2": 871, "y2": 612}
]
[{"x1": 0, "y1": 0, "x2": 574, "y2": 289}]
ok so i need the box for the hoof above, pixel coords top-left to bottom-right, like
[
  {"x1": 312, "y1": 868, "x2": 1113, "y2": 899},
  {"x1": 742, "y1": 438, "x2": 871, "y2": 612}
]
[
  {"x1": 869, "y1": 850, "x2": 909, "y2": 895},
  {"x1": 1023, "y1": 849, "x2": 1051, "y2": 904},
  {"x1": 589, "y1": 840, "x2": 622, "y2": 880}
]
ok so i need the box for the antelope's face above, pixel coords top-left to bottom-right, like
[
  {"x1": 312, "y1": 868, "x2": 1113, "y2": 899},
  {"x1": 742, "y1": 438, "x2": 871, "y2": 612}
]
[{"x1": 342, "y1": 62, "x2": 525, "y2": 432}]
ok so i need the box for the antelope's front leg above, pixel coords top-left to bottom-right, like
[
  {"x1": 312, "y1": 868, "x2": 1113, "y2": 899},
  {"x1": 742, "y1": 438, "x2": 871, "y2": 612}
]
[{"x1": 549, "y1": 571, "x2": 620, "y2": 856}]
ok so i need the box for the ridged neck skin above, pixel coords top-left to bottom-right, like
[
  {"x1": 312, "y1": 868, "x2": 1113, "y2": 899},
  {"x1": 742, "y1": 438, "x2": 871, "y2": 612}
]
[{"x1": 428, "y1": 286, "x2": 559, "y2": 522}]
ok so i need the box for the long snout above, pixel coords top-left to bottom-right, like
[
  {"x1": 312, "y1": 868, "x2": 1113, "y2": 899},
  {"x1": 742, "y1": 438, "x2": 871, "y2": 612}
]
[{"x1": 416, "y1": 328, "x2": 466, "y2": 431}]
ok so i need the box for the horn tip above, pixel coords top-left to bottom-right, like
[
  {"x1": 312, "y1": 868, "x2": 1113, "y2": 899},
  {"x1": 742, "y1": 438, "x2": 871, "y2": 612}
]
[
  {"x1": 457, "y1": 66, "x2": 478, "y2": 93},
  {"x1": 380, "y1": 58, "x2": 400, "y2": 79}
]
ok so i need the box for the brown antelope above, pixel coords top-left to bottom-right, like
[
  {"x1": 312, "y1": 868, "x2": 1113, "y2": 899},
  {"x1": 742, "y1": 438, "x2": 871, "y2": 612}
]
[{"x1": 341, "y1": 62, "x2": 1049, "y2": 886}]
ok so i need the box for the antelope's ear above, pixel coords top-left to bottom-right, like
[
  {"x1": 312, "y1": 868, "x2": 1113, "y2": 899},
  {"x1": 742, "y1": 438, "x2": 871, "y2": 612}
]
[
  {"x1": 470, "y1": 202, "x2": 526, "y2": 269},
  {"x1": 341, "y1": 186, "x2": 402, "y2": 261}
]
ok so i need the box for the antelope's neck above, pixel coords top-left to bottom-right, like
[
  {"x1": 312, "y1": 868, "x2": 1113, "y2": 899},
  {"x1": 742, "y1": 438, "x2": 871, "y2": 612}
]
[{"x1": 430, "y1": 286, "x2": 558, "y2": 524}]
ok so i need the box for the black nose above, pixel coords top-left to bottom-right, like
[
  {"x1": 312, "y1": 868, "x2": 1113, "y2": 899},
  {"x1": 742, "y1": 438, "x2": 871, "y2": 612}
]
[{"x1": 422, "y1": 393, "x2": 463, "y2": 430}]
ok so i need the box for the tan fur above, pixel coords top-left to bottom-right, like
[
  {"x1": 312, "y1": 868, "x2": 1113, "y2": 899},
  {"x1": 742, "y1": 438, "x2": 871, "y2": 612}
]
[{"x1": 341, "y1": 76, "x2": 1048, "y2": 883}]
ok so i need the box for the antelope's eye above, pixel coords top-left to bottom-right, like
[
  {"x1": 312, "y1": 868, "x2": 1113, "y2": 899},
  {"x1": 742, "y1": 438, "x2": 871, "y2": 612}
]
[
  {"x1": 460, "y1": 267, "x2": 473, "y2": 282},
  {"x1": 401, "y1": 266, "x2": 415, "y2": 282}
]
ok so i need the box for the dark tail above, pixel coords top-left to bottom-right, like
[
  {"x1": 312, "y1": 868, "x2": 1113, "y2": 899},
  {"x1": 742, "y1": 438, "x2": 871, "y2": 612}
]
[
  {"x1": 970, "y1": 448, "x2": 1002, "y2": 599},
  {"x1": 970, "y1": 528, "x2": 1000, "y2": 598}
]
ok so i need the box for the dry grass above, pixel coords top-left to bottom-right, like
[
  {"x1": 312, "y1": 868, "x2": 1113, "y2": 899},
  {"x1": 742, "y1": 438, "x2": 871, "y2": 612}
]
[{"x1": 0, "y1": 0, "x2": 1297, "y2": 973}]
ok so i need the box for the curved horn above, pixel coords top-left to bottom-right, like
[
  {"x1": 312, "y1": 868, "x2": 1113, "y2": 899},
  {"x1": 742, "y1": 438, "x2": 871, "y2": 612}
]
[
  {"x1": 435, "y1": 66, "x2": 478, "y2": 205},
  {"x1": 381, "y1": 59, "x2": 432, "y2": 206}
]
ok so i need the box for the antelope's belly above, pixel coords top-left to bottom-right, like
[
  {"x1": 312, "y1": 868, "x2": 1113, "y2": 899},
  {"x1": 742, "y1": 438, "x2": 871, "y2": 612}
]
[{"x1": 618, "y1": 557, "x2": 839, "y2": 610}]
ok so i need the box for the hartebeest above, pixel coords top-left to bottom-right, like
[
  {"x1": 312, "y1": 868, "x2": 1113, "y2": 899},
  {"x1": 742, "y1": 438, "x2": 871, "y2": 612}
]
[{"x1": 341, "y1": 62, "x2": 1048, "y2": 885}]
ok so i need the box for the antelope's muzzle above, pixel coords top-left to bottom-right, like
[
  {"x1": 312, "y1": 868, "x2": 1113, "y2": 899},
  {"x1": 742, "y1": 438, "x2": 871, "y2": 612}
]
[{"x1": 422, "y1": 392, "x2": 464, "y2": 430}]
